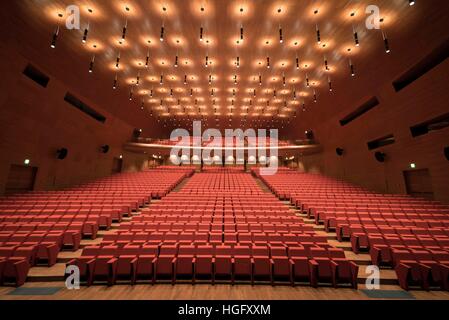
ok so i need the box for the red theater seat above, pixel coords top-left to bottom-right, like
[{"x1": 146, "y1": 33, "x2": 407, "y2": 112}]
[
  {"x1": 214, "y1": 245, "x2": 233, "y2": 281},
  {"x1": 0, "y1": 258, "x2": 30, "y2": 287},
  {"x1": 270, "y1": 246, "x2": 293, "y2": 284},
  {"x1": 155, "y1": 244, "x2": 178, "y2": 283},
  {"x1": 252, "y1": 246, "x2": 272, "y2": 283},
  {"x1": 288, "y1": 246, "x2": 310, "y2": 284},
  {"x1": 174, "y1": 245, "x2": 196, "y2": 282},
  {"x1": 233, "y1": 245, "x2": 252, "y2": 282},
  {"x1": 195, "y1": 245, "x2": 214, "y2": 282}
]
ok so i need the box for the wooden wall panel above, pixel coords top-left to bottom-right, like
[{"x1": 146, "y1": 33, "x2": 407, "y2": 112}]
[
  {"x1": 0, "y1": 45, "x2": 150, "y2": 194},
  {"x1": 296, "y1": 58, "x2": 449, "y2": 203}
]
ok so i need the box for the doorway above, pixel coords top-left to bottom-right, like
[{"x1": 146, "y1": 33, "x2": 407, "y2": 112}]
[
  {"x1": 112, "y1": 157, "x2": 123, "y2": 174},
  {"x1": 403, "y1": 168, "x2": 434, "y2": 200},
  {"x1": 5, "y1": 164, "x2": 38, "y2": 195}
]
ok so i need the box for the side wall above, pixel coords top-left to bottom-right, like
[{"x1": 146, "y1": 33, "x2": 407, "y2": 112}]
[
  {"x1": 0, "y1": 46, "x2": 149, "y2": 193},
  {"x1": 298, "y1": 58, "x2": 449, "y2": 203}
]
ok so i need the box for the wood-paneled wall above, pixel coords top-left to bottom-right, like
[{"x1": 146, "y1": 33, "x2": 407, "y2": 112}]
[
  {"x1": 0, "y1": 45, "x2": 150, "y2": 194},
  {"x1": 294, "y1": 57, "x2": 449, "y2": 203}
]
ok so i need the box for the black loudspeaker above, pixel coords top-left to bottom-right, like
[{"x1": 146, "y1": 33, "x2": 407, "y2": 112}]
[
  {"x1": 305, "y1": 130, "x2": 315, "y2": 140},
  {"x1": 133, "y1": 128, "x2": 142, "y2": 139},
  {"x1": 375, "y1": 151, "x2": 386, "y2": 163},
  {"x1": 444, "y1": 146, "x2": 449, "y2": 161},
  {"x1": 56, "y1": 148, "x2": 68, "y2": 160},
  {"x1": 336, "y1": 148, "x2": 344, "y2": 156},
  {"x1": 100, "y1": 145, "x2": 110, "y2": 154}
]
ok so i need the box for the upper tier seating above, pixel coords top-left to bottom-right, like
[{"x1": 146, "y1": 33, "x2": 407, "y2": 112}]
[
  {"x1": 0, "y1": 168, "x2": 193, "y2": 286},
  {"x1": 68, "y1": 171, "x2": 358, "y2": 288},
  {"x1": 253, "y1": 168, "x2": 449, "y2": 291}
]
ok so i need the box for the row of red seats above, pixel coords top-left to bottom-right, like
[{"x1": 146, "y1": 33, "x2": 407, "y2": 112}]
[
  {"x1": 0, "y1": 224, "x2": 82, "y2": 249},
  {"x1": 392, "y1": 248, "x2": 449, "y2": 290},
  {"x1": 0, "y1": 257, "x2": 30, "y2": 287},
  {"x1": 117, "y1": 222, "x2": 314, "y2": 232},
  {"x1": 67, "y1": 243, "x2": 358, "y2": 287},
  {"x1": 342, "y1": 225, "x2": 449, "y2": 249},
  {"x1": 323, "y1": 215, "x2": 449, "y2": 232},
  {"x1": 101, "y1": 232, "x2": 326, "y2": 247},
  {"x1": 0, "y1": 216, "x2": 107, "y2": 234},
  {"x1": 130, "y1": 215, "x2": 301, "y2": 223},
  {"x1": 0, "y1": 231, "x2": 63, "y2": 266}
]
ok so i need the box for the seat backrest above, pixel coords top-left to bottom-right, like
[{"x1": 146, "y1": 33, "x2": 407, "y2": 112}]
[
  {"x1": 178, "y1": 245, "x2": 196, "y2": 255},
  {"x1": 233, "y1": 245, "x2": 250, "y2": 256},
  {"x1": 310, "y1": 247, "x2": 328, "y2": 258},
  {"x1": 0, "y1": 246, "x2": 16, "y2": 258},
  {"x1": 327, "y1": 248, "x2": 346, "y2": 258},
  {"x1": 270, "y1": 246, "x2": 287, "y2": 257},
  {"x1": 141, "y1": 244, "x2": 159, "y2": 256},
  {"x1": 101, "y1": 245, "x2": 119, "y2": 256},
  {"x1": 288, "y1": 246, "x2": 307, "y2": 258},
  {"x1": 215, "y1": 245, "x2": 232, "y2": 255},
  {"x1": 196, "y1": 245, "x2": 214, "y2": 255},
  {"x1": 411, "y1": 249, "x2": 433, "y2": 261},
  {"x1": 120, "y1": 245, "x2": 141, "y2": 256},
  {"x1": 83, "y1": 245, "x2": 101, "y2": 256}
]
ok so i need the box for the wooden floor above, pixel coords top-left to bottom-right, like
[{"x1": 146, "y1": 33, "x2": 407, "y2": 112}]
[
  {"x1": 1, "y1": 282, "x2": 448, "y2": 300},
  {"x1": 1, "y1": 175, "x2": 449, "y2": 300}
]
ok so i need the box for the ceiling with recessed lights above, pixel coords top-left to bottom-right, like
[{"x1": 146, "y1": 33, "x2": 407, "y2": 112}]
[{"x1": 2, "y1": 0, "x2": 447, "y2": 134}]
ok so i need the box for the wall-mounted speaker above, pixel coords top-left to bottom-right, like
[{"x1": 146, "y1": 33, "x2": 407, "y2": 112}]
[
  {"x1": 336, "y1": 148, "x2": 344, "y2": 156},
  {"x1": 132, "y1": 128, "x2": 142, "y2": 139},
  {"x1": 444, "y1": 146, "x2": 449, "y2": 161},
  {"x1": 100, "y1": 145, "x2": 110, "y2": 154},
  {"x1": 305, "y1": 130, "x2": 315, "y2": 140},
  {"x1": 374, "y1": 151, "x2": 386, "y2": 163},
  {"x1": 56, "y1": 148, "x2": 68, "y2": 160}
]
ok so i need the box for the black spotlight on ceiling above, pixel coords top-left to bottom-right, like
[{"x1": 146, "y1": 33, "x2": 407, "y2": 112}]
[
  {"x1": 56, "y1": 148, "x2": 68, "y2": 160},
  {"x1": 100, "y1": 145, "x2": 110, "y2": 154},
  {"x1": 336, "y1": 148, "x2": 344, "y2": 156},
  {"x1": 444, "y1": 146, "x2": 449, "y2": 161},
  {"x1": 50, "y1": 26, "x2": 60, "y2": 49},
  {"x1": 375, "y1": 151, "x2": 386, "y2": 163}
]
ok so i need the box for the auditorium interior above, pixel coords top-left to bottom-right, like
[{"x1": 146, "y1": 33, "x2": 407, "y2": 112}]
[{"x1": 0, "y1": 0, "x2": 449, "y2": 302}]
